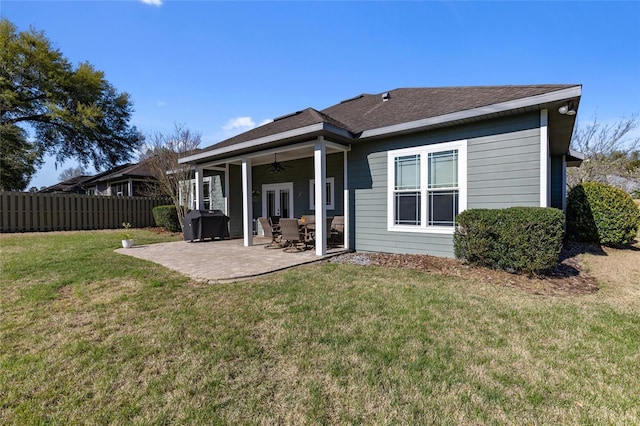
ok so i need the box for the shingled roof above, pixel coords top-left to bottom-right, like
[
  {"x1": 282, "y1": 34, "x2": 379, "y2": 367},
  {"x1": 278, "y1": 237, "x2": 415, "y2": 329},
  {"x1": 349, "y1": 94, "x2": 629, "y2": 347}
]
[
  {"x1": 322, "y1": 85, "x2": 578, "y2": 134},
  {"x1": 182, "y1": 84, "x2": 581, "y2": 163}
]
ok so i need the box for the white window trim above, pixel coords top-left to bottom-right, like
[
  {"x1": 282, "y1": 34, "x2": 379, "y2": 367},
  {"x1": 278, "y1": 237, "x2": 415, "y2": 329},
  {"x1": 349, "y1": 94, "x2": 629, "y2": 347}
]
[
  {"x1": 261, "y1": 182, "x2": 294, "y2": 218},
  {"x1": 387, "y1": 140, "x2": 467, "y2": 234},
  {"x1": 179, "y1": 176, "x2": 212, "y2": 209},
  {"x1": 309, "y1": 177, "x2": 335, "y2": 210}
]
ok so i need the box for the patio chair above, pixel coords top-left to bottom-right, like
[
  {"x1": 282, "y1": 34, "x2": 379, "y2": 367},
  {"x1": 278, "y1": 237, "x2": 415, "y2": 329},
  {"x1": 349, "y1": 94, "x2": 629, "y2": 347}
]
[
  {"x1": 330, "y1": 216, "x2": 344, "y2": 246},
  {"x1": 258, "y1": 217, "x2": 283, "y2": 249},
  {"x1": 280, "y1": 218, "x2": 310, "y2": 252}
]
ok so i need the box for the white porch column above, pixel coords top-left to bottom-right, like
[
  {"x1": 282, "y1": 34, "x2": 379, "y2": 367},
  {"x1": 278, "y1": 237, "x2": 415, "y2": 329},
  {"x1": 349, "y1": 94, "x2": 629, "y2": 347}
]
[
  {"x1": 194, "y1": 165, "x2": 205, "y2": 210},
  {"x1": 314, "y1": 137, "x2": 327, "y2": 256},
  {"x1": 540, "y1": 109, "x2": 549, "y2": 207},
  {"x1": 343, "y1": 150, "x2": 349, "y2": 251},
  {"x1": 241, "y1": 157, "x2": 253, "y2": 247},
  {"x1": 127, "y1": 179, "x2": 134, "y2": 197}
]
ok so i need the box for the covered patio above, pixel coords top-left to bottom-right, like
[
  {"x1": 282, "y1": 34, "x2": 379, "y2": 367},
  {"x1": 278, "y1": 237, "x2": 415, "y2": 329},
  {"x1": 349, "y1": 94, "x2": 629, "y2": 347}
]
[
  {"x1": 116, "y1": 237, "x2": 347, "y2": 283},
  {"x1": 179, "y1": 108, "x2": 354, "y2": 257}
]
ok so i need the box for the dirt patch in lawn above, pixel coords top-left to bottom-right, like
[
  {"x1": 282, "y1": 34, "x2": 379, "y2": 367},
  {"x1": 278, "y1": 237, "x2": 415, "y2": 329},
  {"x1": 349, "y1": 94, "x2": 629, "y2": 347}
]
[{"x1": 330, "y1": 242, "x2": 608, "y2": 296}]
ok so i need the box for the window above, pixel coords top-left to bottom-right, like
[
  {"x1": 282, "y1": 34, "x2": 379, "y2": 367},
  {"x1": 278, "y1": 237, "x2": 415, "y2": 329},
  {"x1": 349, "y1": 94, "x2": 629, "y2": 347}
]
[
  {"x1": 387, "y1": 140, "x2": 467, "y2": 233},
  {"x1": 309, "y1": 177, "x2": 335, "y2": 210},
  {"x1": 179, "y1": 176, "x2": 212, "y2": 210},
  {"x1": 111, "y1": 182, "x2": 129, "y2": 197}
]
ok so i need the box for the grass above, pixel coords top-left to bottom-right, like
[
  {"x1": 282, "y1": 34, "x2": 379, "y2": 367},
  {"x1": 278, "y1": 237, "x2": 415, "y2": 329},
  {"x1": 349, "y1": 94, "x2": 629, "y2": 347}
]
[{"x1": 1, "y1": 230, "x2": 639, "y2": 425}]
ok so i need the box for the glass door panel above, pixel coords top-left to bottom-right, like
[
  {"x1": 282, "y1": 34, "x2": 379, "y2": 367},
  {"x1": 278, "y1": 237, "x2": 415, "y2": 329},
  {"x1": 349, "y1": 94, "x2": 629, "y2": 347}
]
[
  {"x1": 280, "y1": 190, "x2": 290, "y2": 218},
  {"x1": 262, "y1": 183, "x2": 294, "y2": 219},
  {"x1": 266, "y1": 190, "x2": 276, "y2": 217}
]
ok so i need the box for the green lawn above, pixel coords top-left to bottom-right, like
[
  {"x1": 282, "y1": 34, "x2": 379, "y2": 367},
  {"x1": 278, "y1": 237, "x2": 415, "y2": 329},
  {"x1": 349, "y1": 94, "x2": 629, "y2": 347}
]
[{"x1": 1, "y1": 231, "x2": 638, "y2": 425}]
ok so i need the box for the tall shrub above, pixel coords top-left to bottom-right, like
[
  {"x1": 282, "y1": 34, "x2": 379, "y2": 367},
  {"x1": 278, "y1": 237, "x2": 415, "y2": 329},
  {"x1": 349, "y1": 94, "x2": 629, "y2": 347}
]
[
  {"x1": 566, "y1": 182, "x2": 640, "y2": 246},
  {"x1": 454, "y1": 207, "x2": 565, "y2": 274},
  {"x1": 152, "y1": 205, "x2": 181, "y2": 232}
]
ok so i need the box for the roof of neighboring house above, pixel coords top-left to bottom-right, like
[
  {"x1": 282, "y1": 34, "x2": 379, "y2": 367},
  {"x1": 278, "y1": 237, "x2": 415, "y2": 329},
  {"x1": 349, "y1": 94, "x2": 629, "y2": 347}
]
[
  {"x1": 41, "y1": 159, "x2": 157, "y2": 192},
  {"x1": 86, "y1": 158, "x2": 155, "y2": 184},
  {"x1": 39, "y1": 175, "x2": 95, "y2": 193},
  {"x1": 181, "y1": 85, "x2": 582, "y2": 164}
]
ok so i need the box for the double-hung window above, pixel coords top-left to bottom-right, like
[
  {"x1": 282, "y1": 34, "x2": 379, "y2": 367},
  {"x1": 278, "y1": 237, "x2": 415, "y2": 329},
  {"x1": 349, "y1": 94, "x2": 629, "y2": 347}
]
[{"x1": 387, "y1": 140, "x2": 467, "y2": 233}]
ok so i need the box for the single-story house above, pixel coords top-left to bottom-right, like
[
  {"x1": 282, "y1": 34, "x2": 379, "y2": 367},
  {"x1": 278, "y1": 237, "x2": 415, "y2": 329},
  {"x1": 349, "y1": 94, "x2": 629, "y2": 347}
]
[
  {"x1": 85, "y1": 159, "x2": 157, "y2": 197},
  {"x1": 40, "y1": 158, "x2": 158, "y2": 197},
  {"x1": 39, "y1": 174, "x2": 96, "y2": 194},
  {"x1": 178, "y1": 85, "x2": 583, "y2": 257}
]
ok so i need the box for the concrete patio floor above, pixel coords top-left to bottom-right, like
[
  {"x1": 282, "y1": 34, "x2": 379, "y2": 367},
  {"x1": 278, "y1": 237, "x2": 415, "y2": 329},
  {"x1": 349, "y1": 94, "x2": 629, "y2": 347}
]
[{"x1": 115, "y1": 237, "x2": 347, "y2": 283}]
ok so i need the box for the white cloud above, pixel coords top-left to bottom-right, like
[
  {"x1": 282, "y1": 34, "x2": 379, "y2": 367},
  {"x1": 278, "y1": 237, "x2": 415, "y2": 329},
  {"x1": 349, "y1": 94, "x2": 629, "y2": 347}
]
[
  {"x1": 141, "y1": 0, "x2": 162, "y2": 6},
  {"x1": 156, "y1": 100, "x2": 167, "y2": 107},
  {"x1": 221, "y1": 116, "x2": 273, "y2": 138},
  {"x1": 223, "y1": 116, "x2": 256, "y2": 131}
]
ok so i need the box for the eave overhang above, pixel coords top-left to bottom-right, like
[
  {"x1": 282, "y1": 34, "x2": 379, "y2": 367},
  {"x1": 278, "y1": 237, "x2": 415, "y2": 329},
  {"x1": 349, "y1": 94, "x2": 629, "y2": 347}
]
[{"x1": 566, "y1": 149, "x2": 586, "y2": 167}]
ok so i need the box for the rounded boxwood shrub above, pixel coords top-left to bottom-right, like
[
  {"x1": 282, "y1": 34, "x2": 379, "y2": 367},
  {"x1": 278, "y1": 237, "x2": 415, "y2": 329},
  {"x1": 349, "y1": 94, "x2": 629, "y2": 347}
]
[
  {"x1": 152, "y1": 205, "x2": 181, "y2": 232},
  {"x1": 454, "y1": 207, "x2": 565, "y2": 274},
  {"x1": 566, "y1": 182, "x2": 640, "y2": 246}
]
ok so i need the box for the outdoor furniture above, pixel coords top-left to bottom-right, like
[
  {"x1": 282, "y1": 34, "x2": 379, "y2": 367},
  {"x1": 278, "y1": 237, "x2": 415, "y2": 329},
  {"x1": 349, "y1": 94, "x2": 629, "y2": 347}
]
[
  {"x1": 183, "y1": 210, "x2": 230, "y2": 242},
  {"x1": 330, "y1": 216, "x2": 344, "y2": 245},
  {"x1": 300, "y1": 214, "x2": 315, "y2": 230},
  {"x1": 280, "y1": 218, "x2": 310, "y2": 252},
  {"x1": 258, "y1": 217, "x2": 283, "y2": 249}
]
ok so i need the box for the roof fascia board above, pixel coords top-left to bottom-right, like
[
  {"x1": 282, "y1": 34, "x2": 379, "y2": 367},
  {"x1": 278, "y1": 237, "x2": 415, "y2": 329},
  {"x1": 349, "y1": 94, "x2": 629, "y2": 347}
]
[
  {"x1": 360, "y1": 86, "x2": 583, "y2": 139},
  {"x1": 568, "y1": 149, "x2": 586, "y2": 160},
  {"x1": 196, "y1": 139, "x2": 351, "y2": 169},
  {"x1": 179, "y1": 123, "x2": 353, "y2": 165},
  {"x1": 179, "y1": 123, "x2": 325, "y2": 164}
]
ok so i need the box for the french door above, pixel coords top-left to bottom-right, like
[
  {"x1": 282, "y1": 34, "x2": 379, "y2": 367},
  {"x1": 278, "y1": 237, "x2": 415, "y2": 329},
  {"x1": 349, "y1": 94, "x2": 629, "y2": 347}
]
[{"x1": 262, "y1": 182, "x2": 294, "y2": 219}]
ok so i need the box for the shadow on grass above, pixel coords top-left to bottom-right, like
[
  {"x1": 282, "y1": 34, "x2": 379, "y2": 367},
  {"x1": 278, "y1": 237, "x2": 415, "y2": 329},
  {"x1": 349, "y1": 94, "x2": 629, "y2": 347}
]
[
  {"x1": 542, "y1": 241, "x2": 607, "y2": 280},
  {"x1": 548, "y1": 237, "x2": 638, "y2": 280},
  {"x1": 603, "y1": 238, "x2": 640, "y2": 251}
]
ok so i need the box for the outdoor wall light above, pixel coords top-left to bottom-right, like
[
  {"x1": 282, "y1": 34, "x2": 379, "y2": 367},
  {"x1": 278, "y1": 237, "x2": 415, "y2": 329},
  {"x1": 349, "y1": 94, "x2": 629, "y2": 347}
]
[{"x1": 558, "y1": 101, "x2": 577, "y2": 116}]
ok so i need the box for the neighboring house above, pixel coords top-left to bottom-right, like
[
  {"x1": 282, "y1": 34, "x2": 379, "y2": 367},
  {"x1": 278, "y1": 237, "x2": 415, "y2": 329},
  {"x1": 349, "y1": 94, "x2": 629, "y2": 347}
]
[
  {"x1": 39, "y1": 175, "x2": 95, "y2": 194},
  {"x1": 179, "y1": 85, "x2": 583, "y2": 257},
  {"x1": 40, "y1": 158, "x2": 158, "y2": 197},
  {"x1": 85, "y1": 159, "x2": 156, "y2": 197}
]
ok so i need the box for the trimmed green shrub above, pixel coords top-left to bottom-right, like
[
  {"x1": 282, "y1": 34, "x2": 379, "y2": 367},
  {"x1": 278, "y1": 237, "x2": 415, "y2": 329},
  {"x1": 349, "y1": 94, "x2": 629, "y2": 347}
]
[
  {"x1": 454, "y1": 207, "x2": 565, "y2": 274},
  {"x1": 152, "y1": 205, "x2": 181, "y2": 232},
  {"x1": 566, "y1": 182, "x2": 640, "y2": 246}
]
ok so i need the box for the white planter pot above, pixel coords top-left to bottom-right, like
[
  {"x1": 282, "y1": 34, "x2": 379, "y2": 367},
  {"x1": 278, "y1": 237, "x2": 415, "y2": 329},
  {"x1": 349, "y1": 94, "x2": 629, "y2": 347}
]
[{"x1": 121, "y1": 239, "x2": 134, "y2": 249}]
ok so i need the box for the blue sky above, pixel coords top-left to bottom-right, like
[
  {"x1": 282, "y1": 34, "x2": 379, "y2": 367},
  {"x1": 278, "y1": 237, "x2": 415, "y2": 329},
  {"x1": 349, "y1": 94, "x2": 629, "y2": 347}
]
[{"x1": 3, "y1": 0, "x2": 639, "y2": 189}]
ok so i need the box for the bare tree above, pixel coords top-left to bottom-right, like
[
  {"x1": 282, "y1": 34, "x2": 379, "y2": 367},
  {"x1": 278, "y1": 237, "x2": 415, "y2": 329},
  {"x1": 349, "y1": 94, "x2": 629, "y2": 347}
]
[
  {"x1": 144, "y1": 124, "x2": 201, "y2": 230},
  {"x1": 568, "y1": 114, "x2": 640, "y2": 192},
  {"x1": 58, "y1": 165, "x2": 86, "y2": 181}
]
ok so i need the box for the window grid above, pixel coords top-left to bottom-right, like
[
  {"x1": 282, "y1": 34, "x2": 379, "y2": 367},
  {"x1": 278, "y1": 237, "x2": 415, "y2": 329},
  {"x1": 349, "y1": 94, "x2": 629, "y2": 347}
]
[{"x1": 389, "y1": 143, "x2": 463, "y2": 231}]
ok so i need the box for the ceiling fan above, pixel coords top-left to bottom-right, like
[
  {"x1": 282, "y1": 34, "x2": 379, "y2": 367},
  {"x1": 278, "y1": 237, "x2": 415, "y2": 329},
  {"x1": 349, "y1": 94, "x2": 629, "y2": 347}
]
[{"x1": 269, "y1": 153, "x2": 289, "y2": 173}]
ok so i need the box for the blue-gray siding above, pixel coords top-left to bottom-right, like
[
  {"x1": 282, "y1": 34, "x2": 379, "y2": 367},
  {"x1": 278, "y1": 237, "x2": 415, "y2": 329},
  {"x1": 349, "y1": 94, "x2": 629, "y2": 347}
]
[
  {"x1": 550, "y1": 155, "x2": 564, "y2": 210},
  {"x1": 228, "y1": 165, "x2": 243, "y2": 238},
  {"x1": 350, "y1": 112, "x2": 542, "y2": 257}
]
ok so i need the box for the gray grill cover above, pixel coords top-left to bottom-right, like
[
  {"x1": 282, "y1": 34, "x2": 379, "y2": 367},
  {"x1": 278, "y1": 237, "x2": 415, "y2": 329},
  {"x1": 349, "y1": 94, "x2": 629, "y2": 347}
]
[{"x1": 183, "y1": 210, "x2": 230, "y2": 242}]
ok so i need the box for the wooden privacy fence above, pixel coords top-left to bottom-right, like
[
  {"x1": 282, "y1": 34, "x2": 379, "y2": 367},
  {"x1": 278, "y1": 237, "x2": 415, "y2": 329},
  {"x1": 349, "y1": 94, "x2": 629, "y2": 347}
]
[{"x1": 0, "y1": 191, "x2": 172, "y2": 233}]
